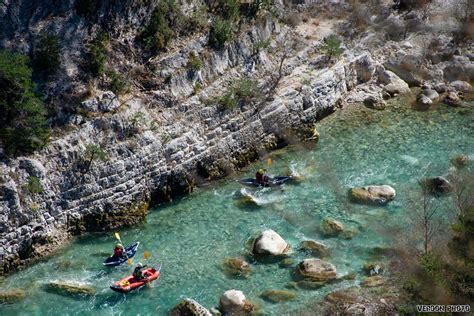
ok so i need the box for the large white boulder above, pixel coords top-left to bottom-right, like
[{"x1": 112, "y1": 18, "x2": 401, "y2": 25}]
[
  {"x1": 219, "y1": 290, "x2": 254, "y2": 315},
  {"x1": 252, "y1": 230, "x2": 290, "y2": 256},
  {"x1": 350, "y1": 185, "x2": 396, "y2": 205}
]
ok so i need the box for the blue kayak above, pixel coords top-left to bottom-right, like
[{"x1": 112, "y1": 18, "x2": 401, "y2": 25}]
[
  {"x1": 103, "y1": 242, "x2": 140, "y2": 266},
  {"x1": 238, "y1": 176, "x2": 291, "y2": 188}
]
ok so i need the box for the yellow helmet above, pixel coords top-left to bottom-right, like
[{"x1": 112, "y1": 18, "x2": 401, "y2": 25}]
[{"x1": 258, "y1": 169, "x2": 264, "y2": 174}]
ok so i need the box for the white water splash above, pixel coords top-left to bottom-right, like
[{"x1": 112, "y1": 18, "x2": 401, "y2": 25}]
[{"x1": 239, "y1": 187, "x2": 281, "y2": 205}]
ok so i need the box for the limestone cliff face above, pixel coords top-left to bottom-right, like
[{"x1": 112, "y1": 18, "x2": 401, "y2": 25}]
[
  {"x1": 0, "y1": 51, "x2": 374, "y2": 275},
  {"x1": 0, "y1": 0, "x2": 381, "y2": 275}
]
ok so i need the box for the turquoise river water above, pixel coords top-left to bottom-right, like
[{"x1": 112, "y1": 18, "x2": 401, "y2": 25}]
[{"x1": 1, "y1": 99, "x2": 473, "y2": 315}]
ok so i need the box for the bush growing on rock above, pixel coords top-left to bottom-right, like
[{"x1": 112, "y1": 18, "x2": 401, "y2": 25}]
[
  {"x1": 81, "y1": 144, "x2": 108, "y2": 175},
  {"x1": 0, "y1": 51, "x2": 49, "y2": 156},
  {"x1": 107, "y1": 70, "x2": 129, "y2": 95},
  {"x1": 33, "y1": 32, "x2": 61, "y2": 76},
  {"x1": 214, "y1": 78, "x2": 260, "y2": 110},
  {"x1": 209, "y1": 18, "x2": 237, "y2": 48},
  {"x1": 321, "y1": 35, "x2": 343, "y2": 63},
  {"x1": 88, "y1": 31, "x2": 109, "y2": 77},
  {"x1": 26, "y1": 176, "x2": 43, "y2": 194},
  {"x1": 188, "y1": 53, "x2": 203, "y2": 71},
  {"x1": 140, "y1": 0, "x2": 183, "y2": 52},
  {"x1": 210, "y1": 0, "x2": 240, "y2": 23}
]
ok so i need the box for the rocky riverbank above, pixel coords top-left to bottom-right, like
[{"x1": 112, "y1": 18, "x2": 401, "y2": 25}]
[{"x1": 1, "y1": 0, "x2": 473, "y2": 277}]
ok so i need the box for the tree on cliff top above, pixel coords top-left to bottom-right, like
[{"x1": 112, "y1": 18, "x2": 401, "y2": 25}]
[{"x1": 0, "y1": 51, "x2": 49, "y2": 156}]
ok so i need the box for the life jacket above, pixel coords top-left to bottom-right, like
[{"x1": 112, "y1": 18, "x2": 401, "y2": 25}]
[
  {"x1": 255, "y1": 171, "x2": 264, "y2": 183},
  {"x1": 114, "y1": 247, "x2": 123, "y2": 257}
]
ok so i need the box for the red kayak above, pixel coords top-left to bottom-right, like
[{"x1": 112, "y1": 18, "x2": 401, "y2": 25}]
[{"x1": 110, "y1": 265, "x2": 161, "y2": 293}]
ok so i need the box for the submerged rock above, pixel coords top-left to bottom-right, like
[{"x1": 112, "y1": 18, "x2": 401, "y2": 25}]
[
  {"x1": 235, "y1": 195, "x2": 259, "y2": 208},
  {"x1": 171, "y1": 298, "x2": 212, "y2": 316},
  {"x1": 299, "y1": 240, "x2": 330, "y2": 257},
  {"x1": 422, "y1": 88, "x2": 439, "y2": 101},
  {"x1": 341, "y1": 272, "x2": 357, "y2": 280},
  {"x1": 296, "y1": 258, "x2": 337, "y2": 282},
  {"x1": 320, "y1": 219, "x2": 344, "y2": 237},
  {"x1": 341, "y1": 227, "x2": 359, "y2": 240},
  {"x1": 46, "y1": 281, "x2": 96, "y2": 296},
  {"x1": 431, "y1": 176, "x2": 453, "y2": 193},
  {"x1": 349, "y1": 185, "x2": 396, "y2": 205},
  {"x1": 0, "y1": 288, "x2": 26, "y2": 303},
  {"x1": 223, "y1": 258, "x2": 251, "y2": 277},
  {"x1": 451, "y1": 154, "x2": 470, "y2": 169},
  {"x1": 416, "y1": 93, "x2": 432, "y2": 107},
  {"x1": 444, "y1": 91, "x2": 462, "y2": 107},
  {"x1": 363, "y1": 95, "x2": 386, "y2": 110},
  {"x1": 361, "y1": 275, "x2": 385, "y2": 287},
  {"x1": 296, "y1": 280, "x2": 326, "y2": 290},
  {"x1": 326, "y1": 289, "x2": 358, "y2": 304},
  {"x1": 219, "y1": 290, "x2": 255, "y2": 315},
  {"x1": 252, "y1": 230, "x2": 290, "y2": 256},
  {"x1": 260, "y1": 290, "x2": 296, "y2": 303},
  {"x1": 279, "y1": 258, "x2": 295, "y2": 268}
]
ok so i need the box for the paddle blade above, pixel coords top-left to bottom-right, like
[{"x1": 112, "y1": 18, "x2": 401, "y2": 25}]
[
  {"x1": 144, "y1": 251, "x2": 149, "y2": 260},
  {"x1": 127, "y1": 258, "x2": 132, "y2": 265},
  {"x1": 114, "y1": 232, "x2": 121, "y2": 241},
  {"x1": 267, "y1": 158, "x2": 272, "y2": 167}
]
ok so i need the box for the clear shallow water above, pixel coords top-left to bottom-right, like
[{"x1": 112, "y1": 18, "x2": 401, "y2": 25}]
[{"x1": 1, "y1": 100, "x2": 473, "y2": 315}]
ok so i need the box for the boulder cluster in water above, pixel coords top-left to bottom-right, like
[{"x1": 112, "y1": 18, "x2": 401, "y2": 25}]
[{"x1": 171, "y1": 182, "x2": 400, "y2": 315}]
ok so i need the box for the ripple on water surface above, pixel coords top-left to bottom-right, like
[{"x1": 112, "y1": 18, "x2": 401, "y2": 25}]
[{"x1": 1, "y1": 101, "x2": 473, "y2": 315}]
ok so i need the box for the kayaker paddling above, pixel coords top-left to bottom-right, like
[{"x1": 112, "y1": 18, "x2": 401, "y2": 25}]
[
  {"x1": 133, "y1": 263, "x2": 149, "y2": 281},
  {"x1": 113, "y1": 243, "x2": 124, "y2": 259},
  {"x1": 255, "y1": 168, "x2": 269, "y2": 185}
]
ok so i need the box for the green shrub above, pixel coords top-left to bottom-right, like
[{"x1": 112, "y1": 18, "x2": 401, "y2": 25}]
[
  {"x1": 253, "y1": 39, "x2": 271, "y2": 55},
  {"x1": 107, "y1": 70, "x2": 129, "y2": 95},
  {"x1": 27, "y1": 176, "x2": 43, "y2": 194},
  {"x1": 214, "y1": 78, "x2": 259, "y2": 110},
  {"x1": 231, "y1": 78, "x2": 259, "y2": 102},
  {"x1": 130, "y1": 111, "x2": 146, "y2": 130},
  {"x1": 81, "y1": 144, "x2": 108, "y2": 174},
  {"x1": 420, "y1": 252, "x2": 446, "y2": 287},
  {"x1": 88, "y1": 31, "x2": 109, "y2": 76},
  {"x1": 210, "y1": 0, "x2": 240, "y2": 22},
  {"x1": 218, "y1": 92, "x2": 238, "y2": 110},
  {"x1": 301, "y1": 78, "x2": 311, "y2": 86},
  {"x1": 188, "y1": 53, "x2": 203, "y2": 71},
  {"x1": 140, "y1": 0, "x2": 183, "y2": 52},
  {"x1": 0, "y1": 51, "x2": 49, "y2": 156},
  {"x1": 209, "y1": 18, "x2": 237, "y2": 48},
  {"x1": 184, "y1": 4, "x2": 209, "y2": 33},
  {"x1": 321, "y1": 35, "x2": 344, "y2": 61},
  {"x1": 193, "y1": 82, "x2": 203, "y2": 94},
  {"x1": 246, "y1": 0, "x2": 273, "y2": 18},
  {"x1": 164, "y1": 73, "x2": 173, "y2": 84},
  {"x1": 33, "y1": 32, "x2": 60, "y2": 75}
]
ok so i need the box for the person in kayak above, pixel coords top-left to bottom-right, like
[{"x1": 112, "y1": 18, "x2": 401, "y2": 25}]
[
  {"x1": 255, "y1": 168, "x2": 268, "y2": 184},
  {"x1": 113, "y1": 243, "x2": 124, "y2": 258},
  {"x1": 133, "y1": 263, "x2": 149, "y2": 281}
]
